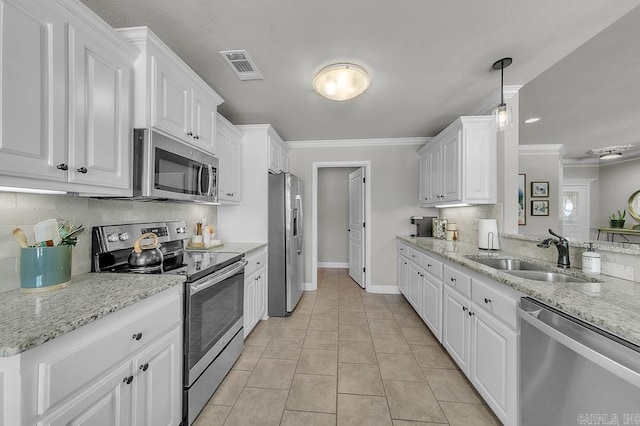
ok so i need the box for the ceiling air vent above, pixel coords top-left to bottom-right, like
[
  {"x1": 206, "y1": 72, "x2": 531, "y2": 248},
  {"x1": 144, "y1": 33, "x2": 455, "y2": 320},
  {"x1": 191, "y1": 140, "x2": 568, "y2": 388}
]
[{"x1": 219, "y1": 50, "x2": 263, "y2": 81}]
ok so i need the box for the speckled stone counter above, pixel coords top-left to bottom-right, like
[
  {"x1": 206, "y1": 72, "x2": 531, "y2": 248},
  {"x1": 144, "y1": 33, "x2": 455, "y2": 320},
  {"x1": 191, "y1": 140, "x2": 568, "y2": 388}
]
[
  {"x1": 191, "y1": 242, "x2": 267, "y2": 255},
  {"x1": 398, "y1": 236, "x2": 640, "y2": 346},
  {"x1": 0, "y1": 273, "x2": 185, "y2": 357}
]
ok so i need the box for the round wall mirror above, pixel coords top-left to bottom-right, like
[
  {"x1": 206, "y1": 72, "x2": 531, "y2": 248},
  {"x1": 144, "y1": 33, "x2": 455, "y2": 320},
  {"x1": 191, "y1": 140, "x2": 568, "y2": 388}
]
[{"x1": 627, "y1": 190, "x2": 640, "y2": 221}]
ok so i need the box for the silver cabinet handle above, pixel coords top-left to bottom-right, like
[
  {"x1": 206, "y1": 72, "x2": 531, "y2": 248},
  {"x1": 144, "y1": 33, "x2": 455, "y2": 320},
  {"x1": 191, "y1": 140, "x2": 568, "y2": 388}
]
[
  {"x1": 187, "y1": 131, "x2": 193, "y2": 137},
  {"x1": 484, "y1": 298, "x2": 492, "y2": 304},
  {"x1": 123, "y1": 376, "x2": 133, "y2": 384},
  {"x1": 77, "y1": 167, "x2": 88, "y2": 174},
  {"x1": 56, "y1": 163, "x2": 68, "y2": 171}
]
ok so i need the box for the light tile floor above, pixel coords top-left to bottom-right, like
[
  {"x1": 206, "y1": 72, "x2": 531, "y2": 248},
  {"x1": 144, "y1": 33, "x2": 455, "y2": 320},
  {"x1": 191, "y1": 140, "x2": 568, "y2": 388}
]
[{"x1": 194, "y1": 268, "x2": 502, "y2": 426}]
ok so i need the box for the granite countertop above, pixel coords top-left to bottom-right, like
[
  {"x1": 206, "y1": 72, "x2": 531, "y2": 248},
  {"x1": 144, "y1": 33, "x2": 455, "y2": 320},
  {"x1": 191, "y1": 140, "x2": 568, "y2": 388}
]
[
  {"x1": 398, "y1": 236, "x2": 640, "y2": 347},
  {"x1": 188, "y1": 242, "x2": 267, "y2": 255},
  {"x1": 0, "y1": 273, "x2": 185, "y2": 357}
]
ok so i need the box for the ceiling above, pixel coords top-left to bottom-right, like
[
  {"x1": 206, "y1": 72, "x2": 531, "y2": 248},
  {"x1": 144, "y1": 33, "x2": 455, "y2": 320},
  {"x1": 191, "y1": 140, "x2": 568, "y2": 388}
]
[
  {"x1": 519, "y1": 5, "x2": 640, "y2": 160},
  {"x1": 82, "y1": 0, "x2": 640, "y2": 148}
]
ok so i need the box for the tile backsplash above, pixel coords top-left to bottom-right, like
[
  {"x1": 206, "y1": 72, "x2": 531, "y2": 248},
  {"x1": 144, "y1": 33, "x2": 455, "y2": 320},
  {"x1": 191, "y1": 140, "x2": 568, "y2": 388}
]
[{"x1": 0, "y1": 193, "x2": 217, "y2": 292}]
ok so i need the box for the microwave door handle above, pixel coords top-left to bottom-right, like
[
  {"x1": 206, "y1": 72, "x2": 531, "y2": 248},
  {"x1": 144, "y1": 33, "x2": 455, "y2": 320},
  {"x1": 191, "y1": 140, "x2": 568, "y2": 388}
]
[
  {"x1": 197, "y1": 165, "x2": 204, "y2": 196},
  {"x1": 207, "y1": 165, "x2": 214, "y2": 196}
]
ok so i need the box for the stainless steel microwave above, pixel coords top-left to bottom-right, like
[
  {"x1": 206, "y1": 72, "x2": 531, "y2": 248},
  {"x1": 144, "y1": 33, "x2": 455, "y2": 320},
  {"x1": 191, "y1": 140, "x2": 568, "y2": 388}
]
[{"x1": 133, "y1": 129, "x2": 219, "y2": 204}]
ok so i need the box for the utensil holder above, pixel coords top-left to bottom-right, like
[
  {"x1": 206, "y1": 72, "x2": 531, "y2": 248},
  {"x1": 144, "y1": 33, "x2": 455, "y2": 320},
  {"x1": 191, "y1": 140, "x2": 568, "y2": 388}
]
[{"x1": 20, "y1": 246, "x2": 72, "y2": 292}]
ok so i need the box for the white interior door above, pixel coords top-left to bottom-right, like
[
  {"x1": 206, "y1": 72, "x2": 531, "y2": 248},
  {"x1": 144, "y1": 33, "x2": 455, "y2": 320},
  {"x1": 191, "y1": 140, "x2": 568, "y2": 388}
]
[
  {"x1": 348, "y1": 168, "x2": 365, "y2": 288},
  {"x1": 562, "y1": 183, "x2": 591, "y2": 242}
]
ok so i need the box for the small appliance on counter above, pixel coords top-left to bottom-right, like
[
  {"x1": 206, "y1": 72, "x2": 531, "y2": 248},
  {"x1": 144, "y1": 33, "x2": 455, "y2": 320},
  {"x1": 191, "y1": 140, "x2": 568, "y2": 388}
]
[
  {"x1": 478, "y1": 219, "x2": 499, "y2": 250},
  {"x1": 410, "y1": 216, "x2": 435, "y2": 237}
]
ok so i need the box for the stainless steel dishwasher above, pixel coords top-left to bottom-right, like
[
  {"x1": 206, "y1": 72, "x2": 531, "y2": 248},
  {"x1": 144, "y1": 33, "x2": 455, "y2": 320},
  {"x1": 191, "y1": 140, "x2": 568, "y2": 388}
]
[{"x1": 518, "y1": 297, "x2": 640, "y2": 426}]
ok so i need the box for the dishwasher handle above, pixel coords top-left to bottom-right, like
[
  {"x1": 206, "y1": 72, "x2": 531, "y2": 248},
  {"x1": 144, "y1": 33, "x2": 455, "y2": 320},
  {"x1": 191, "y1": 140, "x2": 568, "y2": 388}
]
[{"x1": 518, "y1": 298, "x2": 640, "y2": 388}]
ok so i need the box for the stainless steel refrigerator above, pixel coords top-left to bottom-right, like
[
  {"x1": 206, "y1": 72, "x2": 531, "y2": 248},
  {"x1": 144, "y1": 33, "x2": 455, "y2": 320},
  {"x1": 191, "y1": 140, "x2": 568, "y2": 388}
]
[{"x1": 268, "y1": 172, "x2": 304, "y2": 316}]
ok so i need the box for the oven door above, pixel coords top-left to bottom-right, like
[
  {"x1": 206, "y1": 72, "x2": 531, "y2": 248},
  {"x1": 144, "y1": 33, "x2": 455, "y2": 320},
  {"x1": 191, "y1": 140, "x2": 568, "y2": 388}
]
[{"x1": 185, "y1": 260, "x2": 245, "y2": 386}]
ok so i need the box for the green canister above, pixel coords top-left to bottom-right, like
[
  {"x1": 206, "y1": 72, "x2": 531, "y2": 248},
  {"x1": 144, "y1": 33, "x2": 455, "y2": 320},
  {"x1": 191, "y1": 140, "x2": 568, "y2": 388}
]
[{"x1": 20, "y1": 246, "x2": 72, "y2": 292}]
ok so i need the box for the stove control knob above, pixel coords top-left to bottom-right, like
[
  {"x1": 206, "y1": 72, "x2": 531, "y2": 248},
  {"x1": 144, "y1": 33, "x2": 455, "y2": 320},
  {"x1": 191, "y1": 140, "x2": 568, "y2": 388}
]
[
  {"x1": 119, "y1": 233, "x2": 130, "y2": 241},
  {"x1": 107, "y1": 233, "x2": 119, "y2": 242}
]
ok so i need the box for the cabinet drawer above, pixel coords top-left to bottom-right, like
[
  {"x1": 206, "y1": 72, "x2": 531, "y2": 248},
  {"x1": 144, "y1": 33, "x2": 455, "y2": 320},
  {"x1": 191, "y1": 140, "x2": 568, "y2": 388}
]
[
  {"x1": 471, "y1": 278, "x2": 519, "y2": 329},
  {"x1": 36, "y1": 288, "x2": 181, "y2": 414},
  {"x1": 422, "y1": 254, "x2": 443, "y2": 280},
  {"x1": 245, "y1": 248, "x2": 266, "y2": 277},
  {"x1": 406, "y1": 247, "x2": 422, "y2": 264},
  {"x1": 444, "y1": 264, "x2": 471, "y2": 298},
  {"x1": 398, "y1": 242, "x2": 409, "y2": 258}
]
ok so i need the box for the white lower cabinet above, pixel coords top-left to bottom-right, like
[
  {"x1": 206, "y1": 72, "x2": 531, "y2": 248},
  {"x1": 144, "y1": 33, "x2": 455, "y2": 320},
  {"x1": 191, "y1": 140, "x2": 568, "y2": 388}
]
[
  {"x1": 0, "y1": 285, "x2": 183, "y2": 426},
  {"x1": 470, "y1": 306, "x2": 517, "y2": 423},
  {"x1": 244, "y1": 247, "x2": 268, "y2": 337},
  {"x1": 443, "y1": 285, "x2": 471, "y2": 374},
  {"x1": 397, "y1": 241, "x2": 520, "y2": 426}
]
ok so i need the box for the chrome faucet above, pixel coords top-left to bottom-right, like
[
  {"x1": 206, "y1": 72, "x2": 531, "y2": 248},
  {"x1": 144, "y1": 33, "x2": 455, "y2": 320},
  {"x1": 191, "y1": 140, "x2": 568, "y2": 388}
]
[{"x1": 537, "y1": 229, "x2": 570, "y2": 268}]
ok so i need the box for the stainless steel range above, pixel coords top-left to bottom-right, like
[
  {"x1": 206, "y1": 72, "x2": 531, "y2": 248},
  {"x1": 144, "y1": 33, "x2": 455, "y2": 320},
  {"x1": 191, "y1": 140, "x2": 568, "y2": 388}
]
[{"x1": 92, "y1": 221, "x2": 246, "y2": 425}]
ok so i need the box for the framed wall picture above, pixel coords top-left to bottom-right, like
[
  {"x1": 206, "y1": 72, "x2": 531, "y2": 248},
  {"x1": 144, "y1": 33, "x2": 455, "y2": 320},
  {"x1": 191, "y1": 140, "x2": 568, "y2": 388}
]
[
  {"x1": 531, "y1": 200, "x2": 549, "y2": 216},
  {"x1": 518, "y1": 174, "x2": 526, "y2": 225},
  {"x1": 531, "y1": 181, "x2": 549, "y2": 197}
]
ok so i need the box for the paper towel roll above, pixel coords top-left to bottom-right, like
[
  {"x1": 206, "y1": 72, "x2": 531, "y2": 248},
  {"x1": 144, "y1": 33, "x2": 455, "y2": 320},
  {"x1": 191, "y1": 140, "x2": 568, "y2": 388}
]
[{"x1": 478, "y1": 219, "x2": 499, "y2": 250}]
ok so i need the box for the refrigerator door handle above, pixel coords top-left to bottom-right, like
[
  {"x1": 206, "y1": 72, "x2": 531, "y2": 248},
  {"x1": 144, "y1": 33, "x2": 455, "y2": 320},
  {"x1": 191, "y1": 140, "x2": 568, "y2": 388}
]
[{"x1": 295, "y1": 195, "x2": 303, "y2": 254}]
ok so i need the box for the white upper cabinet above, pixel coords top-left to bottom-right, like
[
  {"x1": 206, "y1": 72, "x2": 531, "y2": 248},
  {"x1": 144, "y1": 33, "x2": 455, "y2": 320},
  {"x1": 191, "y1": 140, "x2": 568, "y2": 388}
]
[
  {"x1": 418, "y1": 116, "x2": 496, "y2": 207},
  {"x1": 216, "y1": 113, "x2": 242, "y2": 203},
  {"x1": 0, "y1": 0, "x2": 138, "y2": 195},
  {"x1": 119, "y1": 27, "x2": 224, "y2": 155},
  {"x1": 267, "y1": 129, "x2": 289, "y2": 173}
]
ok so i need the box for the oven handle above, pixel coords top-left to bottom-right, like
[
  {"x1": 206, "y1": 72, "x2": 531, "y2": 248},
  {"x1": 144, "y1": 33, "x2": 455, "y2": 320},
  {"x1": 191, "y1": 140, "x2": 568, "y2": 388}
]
[{"x1": 189, "y1": 260, "x2": 247, "y2": 295}]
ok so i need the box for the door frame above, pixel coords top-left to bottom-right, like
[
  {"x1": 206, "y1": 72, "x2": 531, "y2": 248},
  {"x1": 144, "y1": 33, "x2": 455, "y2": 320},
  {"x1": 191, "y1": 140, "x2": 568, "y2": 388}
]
[{"x1": 311, "y1": 161, "x2": 371, "y2": 291}]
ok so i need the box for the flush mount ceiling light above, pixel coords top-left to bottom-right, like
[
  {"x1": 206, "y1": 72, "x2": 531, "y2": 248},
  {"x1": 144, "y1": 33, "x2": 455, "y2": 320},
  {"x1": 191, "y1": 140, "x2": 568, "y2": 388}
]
[
  {"x1": 523, "y1": 117, "x2": 541, "y2": 124},
  {"x1": 312, "y1": 63, "x2": 370, "y2": 101},
  {"x1": 587, "y1": 144, "x2": 633, "y2": 160},
  {"x1": 492, "y1": 57, "x2": 513, "y2": 132}
]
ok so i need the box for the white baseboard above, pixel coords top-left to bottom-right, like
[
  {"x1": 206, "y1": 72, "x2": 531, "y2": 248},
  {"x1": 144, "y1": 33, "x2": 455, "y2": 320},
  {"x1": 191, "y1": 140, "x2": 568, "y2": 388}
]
[
  {"x1": 318, "y1": 262, "x2": 349, "y2": 268},
  {"x1": 366, "y1": 285, "x2": 401, "y2": 294},
  {"x1": 303, "y1": 282, "x2": 316, "y2": 291}
]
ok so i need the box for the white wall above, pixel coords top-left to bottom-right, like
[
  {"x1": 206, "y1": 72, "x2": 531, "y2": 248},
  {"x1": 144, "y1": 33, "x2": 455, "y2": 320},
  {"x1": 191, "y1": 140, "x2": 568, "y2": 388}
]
[
  {"x1": 288, "y1": 142, "x2": 431, "y2": 289},
  {"x1": 318, "y1": 167, "x2": 357, "y2": 264},
  {"x1": 518, "y1": 147, "x2": 563, "y2": 236},
  {"x1": 0, "y1": 193, "x2": 216, "y2": 292}
]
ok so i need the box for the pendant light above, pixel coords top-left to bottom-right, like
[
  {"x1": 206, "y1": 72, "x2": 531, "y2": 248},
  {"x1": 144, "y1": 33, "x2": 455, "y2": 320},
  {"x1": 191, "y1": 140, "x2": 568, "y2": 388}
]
[{"x1": 492, "y1": 57, "x2": 513, "y2": 132}]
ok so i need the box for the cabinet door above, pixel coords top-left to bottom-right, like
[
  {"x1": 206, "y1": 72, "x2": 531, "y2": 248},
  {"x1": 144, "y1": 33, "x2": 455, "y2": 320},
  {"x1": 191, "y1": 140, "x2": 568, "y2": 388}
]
[
  {"x1": 0, "y1": 0, "x2": 67, "y2": 182},
  {"x1": 421, "y1": 274, "x2": 442, "y2": 342},
  {"x1": 228, "y1": 137, "x2": 242, "y2": 201},
  {"x1": 67, "y1": 23, "x2": 132, "y2": 190},
  {"x1": 280, "y1": 150, "x2": 289, "y2": 173},
  {"x1": 151, "y1": 56, "x2": 191, "y2": 142},
  {"x1": 442, "y1": 287, "x2": 470, "y2": 375},
  {"x1": 133, "y1": 326, "x2": 182, "y2": 426},
  {"x1": 255, "y1": 271, "x2": 267, "y2": 322},
  {"x1": 216, "y1": 125, "x2": 231, "y2": 200},
  {"x1": 470, "y1": 308, "x2": 517, "y2": 425},
  {"x1": 191, "y1": 89, "x2": 217, "y2": 154},
  {"x1": 427, "y1": 144, "x2": 441, "y2": 203},
  {"x1": 39, "y1": 361, "x2": 133, "y2": 426},
  {"x1": 397, "y1": 256, "x2": 409, "y2": 296},
  {"x1": 268, "y1": 136, "x2": 281, "y2": 173},
  {"x1": 408, "y1": 262, "x2": 423, "y2": 313},
  {"x1": 418, "y1": 157, "x2": 429, "y2": 204},
  {"x1": 441, "y1": 131, "x2": 460, "y2": 202},
  {"x1": 243, "y1": 272, "x2": 257, "y2": 338}
]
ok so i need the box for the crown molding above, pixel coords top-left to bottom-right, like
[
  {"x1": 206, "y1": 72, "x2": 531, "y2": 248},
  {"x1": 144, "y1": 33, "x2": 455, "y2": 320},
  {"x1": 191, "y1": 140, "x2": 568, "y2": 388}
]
[
  {"x1": 562, "y1": 158, "x2": 600, "y2": 167},
  {"x1": 519, "y1": 144, "x2": 565, "y2": 156},
  {"x1": 287, "y1": 137, "x2": 430, "y2": 149}
]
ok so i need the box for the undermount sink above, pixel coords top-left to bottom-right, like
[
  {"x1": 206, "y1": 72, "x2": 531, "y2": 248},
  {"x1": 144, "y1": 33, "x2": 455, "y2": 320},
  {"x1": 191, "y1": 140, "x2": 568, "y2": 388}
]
[
  {"x1": 465, "y1": 256, "x2": 590, "y2": 283},
  {"x1": 465, "y1": 257, "x2": 547, "y2": 271},
  {"x1": 503, "y1": 270, "x2": 589, "y2": 283}
]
